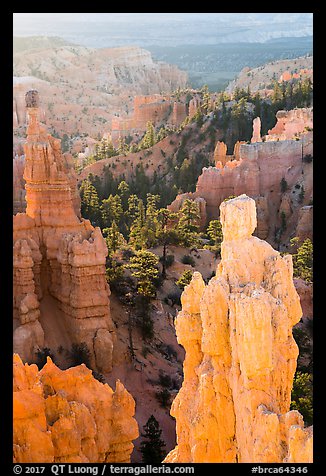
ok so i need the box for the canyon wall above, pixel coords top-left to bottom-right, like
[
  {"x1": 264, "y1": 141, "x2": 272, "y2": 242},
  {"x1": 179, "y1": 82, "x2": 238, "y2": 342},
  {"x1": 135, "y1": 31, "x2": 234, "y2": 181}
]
[
  {"x1": 164, "y1": 195, "x2": 313, "y2": 463},
  {"x1": 13, "y1": 46, "x2": 188, "y2": 140},
  {"x1": 169, "y1": 121, "x2": 313, "y2": 247},
  {"x1": 111, "y1": 95, "x2": 188, "y2": 143},
  {"x1": 13, "y1": 354, "x2": 138, "y2": 463},
  {"x1": 13, "y1": 90, "x2": 114, "y2": 371},
  {"x1": 266, "y1": 108, "x2": 313, "y2": 141}
]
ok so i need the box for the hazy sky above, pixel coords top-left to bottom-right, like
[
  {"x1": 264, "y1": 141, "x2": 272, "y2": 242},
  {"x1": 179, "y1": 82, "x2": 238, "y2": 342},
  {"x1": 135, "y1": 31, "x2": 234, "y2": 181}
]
[{"x1": 13, "y1": 13, "x2": 313, "y2": 48}]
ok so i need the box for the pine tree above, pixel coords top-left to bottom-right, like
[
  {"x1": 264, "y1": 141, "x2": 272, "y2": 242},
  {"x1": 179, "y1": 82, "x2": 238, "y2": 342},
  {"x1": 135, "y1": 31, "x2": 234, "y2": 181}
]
[
  {"x1": 145, "y1": 193, "x2": 160, "y2": 247},
  {"x1": 156, "y1": 208, "x2": 179, "y2": 279},
  {"x1": 176, "y1": 269, "x2": 193, "y2": 290},
  {"x1": 129, "y1": 199, "x2": 147, "y2": 249},
  {"x1": 125, "y1": 250, "x2": 159, "y2": 299},
  {"x1": 206, "y1": 219, "x2": 223, "y2": 256},
  {"x1": 80, "y1": 178, "x2": 101, "y2": 226},
  {"x1": 177, "y1": 199, "x2": 200, "y2": 247},
  {"x1": 97, "y1": 137, "x2": 117, "y2": 159},
  {"x1": 117, "y1": 180, "x2": 130, "y2": 211},
  {"x1": 201, "y1": 84, "x2": 211, "y2": 113},
  {"x1": 292, "y1": 238, "x2": 313, "y2": 283},
  {"x1": 127, "y1": 194, "x2": 141, "y2": 228},
  {"x1": 117, "y1": 136, "x2": 128, "y2": 155},
  {"x1": 290, "y1": 371, "x2": 313, "y2": 426},
  {"x1": 140, "y1": 415, "x2": 166, "y2": 464},
  {"x1": 140, "y1": 121, "x2": 156, "y2": 149},
  {"x1": 101, "y1": 194, "x2": 123, "y2": 227},
  {"x1": 103, "y1": 220, "x2": 125, "y2": 254}
]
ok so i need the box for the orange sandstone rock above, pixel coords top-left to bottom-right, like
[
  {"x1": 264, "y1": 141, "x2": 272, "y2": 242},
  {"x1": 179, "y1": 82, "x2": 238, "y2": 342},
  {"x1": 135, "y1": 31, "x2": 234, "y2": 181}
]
[
  {"x1": 251, "y1": 116, "x2": 262, "y2": 143},
  {"x1": 13, "y1": 90, "x2": 114, "y2": 370},
  {"x1": 13, "y1": 354, "x2": 139, "y2": 463},
  {"x1": 266, "y1": 108, "x2": 313, "y2": 141},
  {"x1": 164, "y1": 195, "x2": 312, "y2": 463},
  {"x1": 169, "y1": 128, "x2": 313, "y2": 243}
]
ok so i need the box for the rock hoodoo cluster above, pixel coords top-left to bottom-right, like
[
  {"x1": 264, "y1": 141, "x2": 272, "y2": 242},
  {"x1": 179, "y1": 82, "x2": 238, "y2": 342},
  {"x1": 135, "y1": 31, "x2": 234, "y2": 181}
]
[
  {"x1": 266, "y1": 108, "x2": 313, "y2": 142},
  {"x1": 13, "y1": 90, "x2": 114, "y2": 371},
  {"x1": 213, "y1": 140, "x2": 246, "y2": 167},
  {"x1": 164, "y1": 195, "x2": 313, "y2": 463},
  {"x1": 169, "y1": 109, "x2": 313, "y2": 247},
  {"x1": 111, "y1": 94, "x2": 188, "y2": 144},
  {"x1": 13, "y1": 354, "x2": 139, "y2": 463}
]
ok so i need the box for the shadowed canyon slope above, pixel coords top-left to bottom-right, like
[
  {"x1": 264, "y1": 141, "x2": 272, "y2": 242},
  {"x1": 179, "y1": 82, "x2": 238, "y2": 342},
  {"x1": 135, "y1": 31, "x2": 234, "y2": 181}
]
[{"x1": 164, "y1": 195, "x2": 313, "y2": 463}]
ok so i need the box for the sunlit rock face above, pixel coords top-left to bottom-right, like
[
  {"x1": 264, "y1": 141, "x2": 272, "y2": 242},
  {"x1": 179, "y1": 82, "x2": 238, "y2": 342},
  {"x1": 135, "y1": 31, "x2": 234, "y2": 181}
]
[
  {"x1": 13, "y1": 354, "x2": 139, "y2": 463},
  {"x1": 164, "y1": 195, "x2": 313, "y2": 463},
  {"x1": 13, "y1": 90, "x2": 114, "y2": 371}
]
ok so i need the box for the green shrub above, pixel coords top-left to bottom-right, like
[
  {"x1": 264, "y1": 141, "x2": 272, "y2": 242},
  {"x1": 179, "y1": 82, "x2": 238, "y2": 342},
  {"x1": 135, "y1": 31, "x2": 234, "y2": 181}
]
[
  {"x1": 290, "y1": 371, "x2": 313, "y2": 426},
  {"x1": 181, "y1": 254, "x2": 195, "y2": 266},
  {"x1": 160, "y1": 254, "x2": 175, "y2": 268},
  {"x1": 176, "y1": 270, "x2": 194, "y2": 290}
]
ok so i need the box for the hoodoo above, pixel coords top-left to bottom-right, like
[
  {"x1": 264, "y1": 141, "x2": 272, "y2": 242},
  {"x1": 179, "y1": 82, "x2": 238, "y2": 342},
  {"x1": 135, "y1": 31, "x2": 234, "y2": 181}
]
[
  {"x1": 13, "y1": 90, "x2": 114, "y2": 372},
  {"x1": 13, "y1": 354, "x2": 139, "y2": 462},
  {"x1": 164, "y1": 195, "x2": 313, "y2": 463}
]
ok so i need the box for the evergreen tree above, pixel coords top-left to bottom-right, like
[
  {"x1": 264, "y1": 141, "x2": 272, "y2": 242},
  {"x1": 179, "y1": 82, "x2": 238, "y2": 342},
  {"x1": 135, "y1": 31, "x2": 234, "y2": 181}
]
[
  {"x1": 178, "y1": 158, "x2": 196, "y2": 192},
  {"x1": 126, "y1": 250, "x2": 159, "y2": 299},
  {"x1": 96, "y1": 137, "x2": 117, "y2": 160},
  {"x1": 133, "y1": 163, "x2": 151, "y2": 201},
  {"x1": 280, "y1": 177, "x2": 288, "y2": 193},
  {"x1": 177, "y1": 199, "x2": 200, "y2": 247},
  {"x1": 117, "y1": 136, "x2": 128, "y2": 155},
  {"x1": 156, "y1": 208, "x2": 179, "y2": 279},
  {"x1": 105, "y1": 259, "x2": 124, "y2": 290},
  {"x1": 127, "y1": 194, "x2": 141, "y2": 229},
  {"x1": 103, "y1": 220, "x2": 125, "y2": 254},
  {"x1": 101, "y1": 194, "x2": 123, "y2": 227},
  {"x1": 272, "y1": 80, "x2": 284, "y2": 106},
  {"x1": 117, "y1": 180, "x2": 130, "y2": 211},
  {"x1": 206, "y1": 219, "x2": 223, "y2": 256},
  {"x1": 129, "y1": 199, "x2": 147, "y2": 249},
  {"x1": 140, "y1": 121, "x2": 156, "y2": 149},
  {"x1": 80, "y1": 178, "x2": 101, "y2": 226},
  {"x1": 145, "y1": 193, "x2": 160, "y2": 247},
  {"x1": 290, "y1": 371, "x2": 313, "y2": 426},
  {"x1": 292, "y1": 238, "x2": 313, "y2": 283},
  {"x1": 129, "y1": 143, "x2": 139, "y2": 154},
  {"x1": 301, "y1": 78, "x2": 313, "y2": 106},
  {"x1": 102, "y1": 166, "x2": 119, "y2": 197},
  {"x1": 140, "y1": 415, "x2": 166, "y2": 464},
  {"x1": 176, "y1": 269, "x2": 194, "y2": 290},
  {"x1": 201, "y1": 84, "x2": 211, "y2": 113},
  {"x1": 231, "y1": 97, "x2": 249, "y2": 138},
  {"x1": 156, "y1": 126, "x2": 169, "y2": 142},
  {"x1": 253, "y1": 92, "x2": 261, "y2": 118}
]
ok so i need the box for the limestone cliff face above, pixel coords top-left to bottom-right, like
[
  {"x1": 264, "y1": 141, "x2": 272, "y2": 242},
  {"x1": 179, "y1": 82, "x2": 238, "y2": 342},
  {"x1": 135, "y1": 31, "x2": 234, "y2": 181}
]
[
  {"x1": 164, "y1": 195, "x2": 312, "y2": 463},
  {"x1": 266, "y1": 108, "x2": 313, "y2": 141},
  {"x1": 111, "y1": 94, "x2": 187, "y2": 144},
  {"x1": 13, "y1": 90, "x2": 114, "y2": 371},
  {"x1": 13, "y1": 354, "x2": 139, "y2": 463},
  {"x1": 13, "y1": 155, "x2": 26, "y2": 214},
  {"x1": 169, "y1": 127, "x2": 313, "y2": 245},
  {"x1": 13, "y1": 46, "x2": 187, "y2": 139}
]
